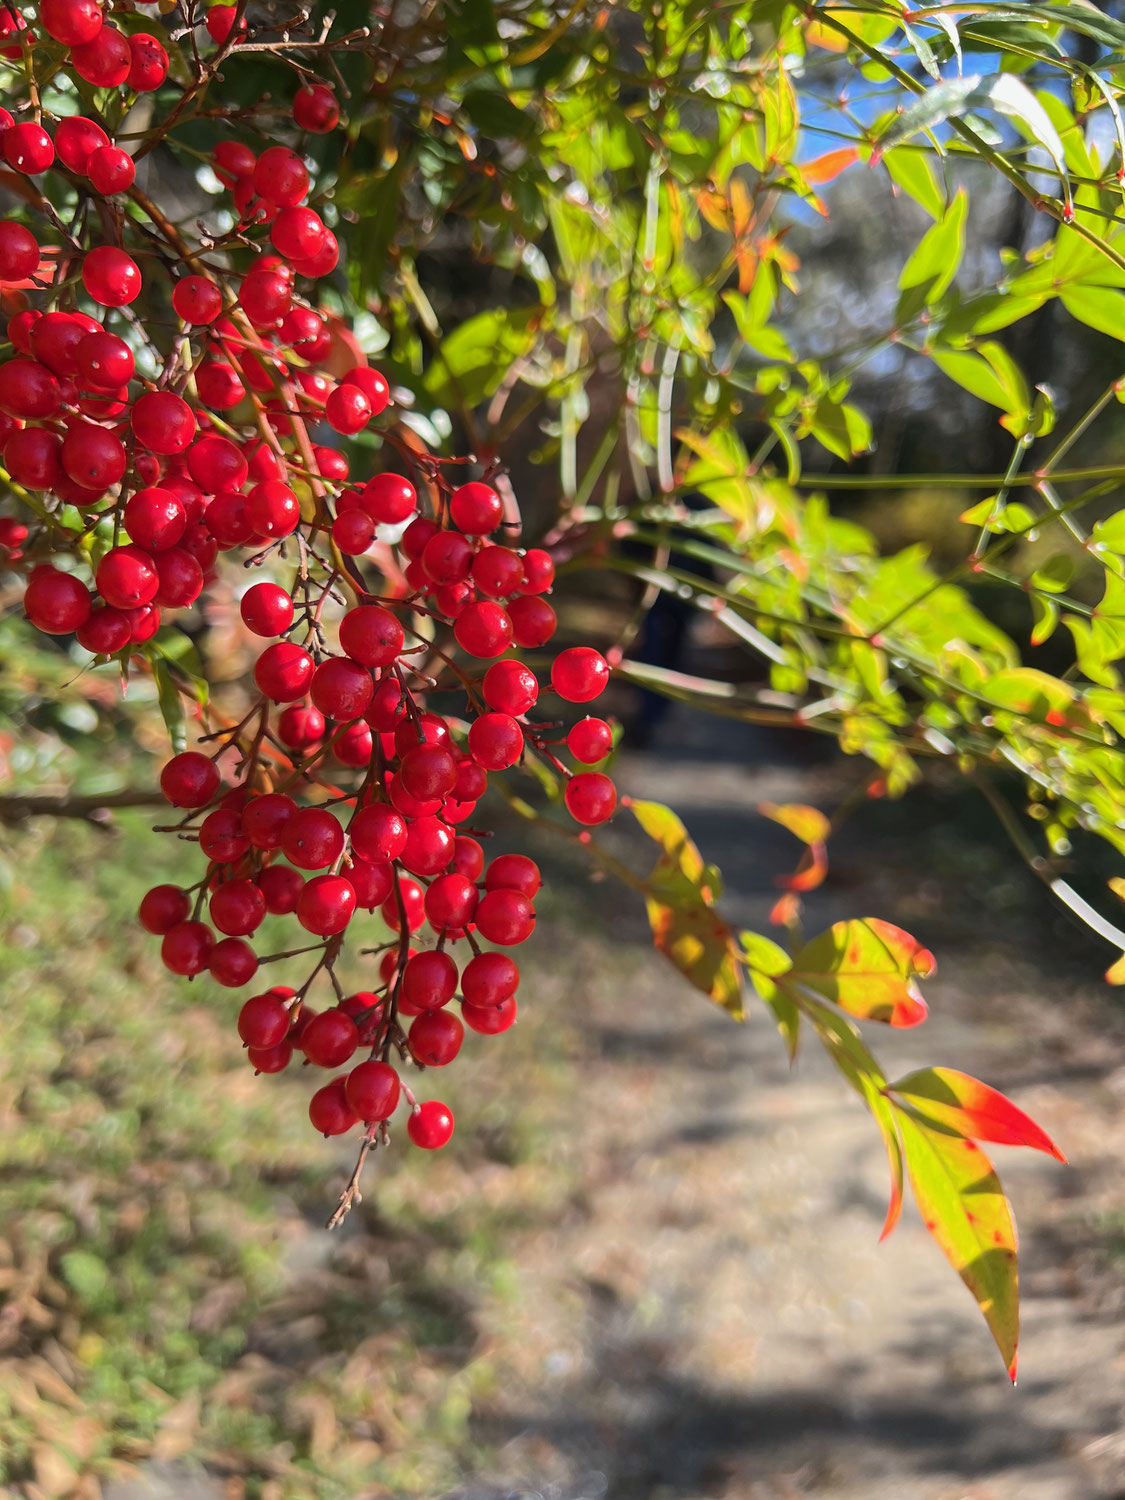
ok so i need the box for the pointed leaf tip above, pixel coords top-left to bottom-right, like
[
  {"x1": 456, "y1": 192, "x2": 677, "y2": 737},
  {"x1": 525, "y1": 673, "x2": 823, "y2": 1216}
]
[{"x1": 889, "y1": 1067, "x2": 1067, "y2": 1163}]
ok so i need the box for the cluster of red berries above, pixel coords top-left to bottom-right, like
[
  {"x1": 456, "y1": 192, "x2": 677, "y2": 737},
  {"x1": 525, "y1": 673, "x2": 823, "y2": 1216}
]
[{"x1": 0, "y1": 11, "x2": 621, "y2": 1161}]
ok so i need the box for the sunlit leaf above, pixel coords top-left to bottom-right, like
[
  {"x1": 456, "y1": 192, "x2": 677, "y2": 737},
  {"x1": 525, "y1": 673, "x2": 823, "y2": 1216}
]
[
  {"x1": 888, "y1": 1067, "x2": 1065, "y2": 1161},
  {"x1": 633, "y1": 800, "x2": 743, "y2": 1018},
  {"x1": 758, "y1": 801, "x2": 830, "y2": 845},
  {"x1": 895, "y1": 1114, "x2": 1020, "y2": 1380},
  {"x1": 787, "y1": 918, "x2": 934, "y2": 1027}
]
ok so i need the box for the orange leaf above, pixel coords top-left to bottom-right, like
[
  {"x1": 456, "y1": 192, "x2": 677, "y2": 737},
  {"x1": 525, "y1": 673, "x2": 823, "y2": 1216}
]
[
  {"x1": 776, "y1": 842, "x2": 828, "y2": 892},
  {"x1": 888, "y1": 1067, "x2": 1066, "y2": 1162},
  {"x1": 802, "y1": 147, "x2": 859, "y2": 184}
]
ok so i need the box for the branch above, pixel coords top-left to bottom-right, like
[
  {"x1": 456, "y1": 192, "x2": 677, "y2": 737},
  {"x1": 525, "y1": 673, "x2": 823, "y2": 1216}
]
[{"x1": 0, "y1": 789, "x2": 164, "y2": 826}]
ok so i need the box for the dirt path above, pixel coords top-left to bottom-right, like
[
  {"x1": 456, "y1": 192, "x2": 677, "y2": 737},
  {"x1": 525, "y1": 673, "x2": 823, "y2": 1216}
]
[{"x1": 445, "y1": 705, "x2": 1125, "y2": 1500}]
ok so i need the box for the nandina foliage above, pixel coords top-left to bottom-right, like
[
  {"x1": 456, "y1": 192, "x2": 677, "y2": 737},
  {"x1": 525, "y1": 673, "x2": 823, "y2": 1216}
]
[{"x1": 2, "y1": 0, "x2": 1109, "y2": 1377}]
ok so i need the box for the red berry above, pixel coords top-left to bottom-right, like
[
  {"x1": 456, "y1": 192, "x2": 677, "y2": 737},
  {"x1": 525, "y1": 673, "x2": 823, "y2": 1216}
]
[
  {"x1": 242, "y1": 792, "x2": 297, "y2": 849},
  {"x1": 210, "y1": 937, "x2": 259, "y2": 988},
  {"x1": 424, "y1": 872, "x2": 478, "y2": 933},
  {"x1": 195, "y1": 357, "x2": 244, "y2": 410},
  {"x1": 350, "y1": 803, "x2": 407, "y2": 863},
  {"x1": 55, "y1": 115, "x2": 109, "y2": 173},
  {"x1": 127, "y1": 32, "x2": 168, "y2": 90},
  {"x1": 277, "y1": 703, "x2": 324, "y2": 752},
  {"x1": 333, "y1": 510, "x2": 374, "y2": 555},
  {"x1": 294, "y1": 83, "x2": 340, "y2": 133},
  {"x1": 87, "y1": 145, "x2": 135, "y2": 195},
  {"x1": 552, "y1": 646, "x2": 610, "y2": 703},
  {"x1": 239, "y1": 991, "x2": 290, "y2": 1048},
  {"x1": 325, "y1": 382, "x2": 371, "y2": 435},
  {"x1": 565, "y1": 771, "x2": 617, "y2": 825},
  {"x1": 41, "y1": 0, "x2": 104, "y2": 46},
  {"x1": 400, "y1": 815, "x2": 455, "y2": 877},
  {"x1": 270, "y1": 205, "x2": 327, "y2": 261},
  {"x1": 3, "y1": 123, "x2": 54, "y2": 175},
  {"x1": 468, "y1": 712, "x2": 523, "y2": 771},
  {"x1": 253, "y1": 146, "x2": 309, "y2": 206},
  {"x1": 407, "y1": 1100, "x2": 454, "y2": 1149},
  {"x1": 205, "y1": 3, "x2": 245, "y2": 44},
  {"x1": 152, "y1": 547, "x2": 204, "y2": 608},
  {"x1": 188, "y1": 433, "x2": 248, "y2": 493},
  {"x1": 240, "y1": 581, "x2": 293, "y2": 637},
  {"x1": 309, "y1": 1078, "x2": 357, "y2": 1136},
  {"x1": 482, "y1": 659, "x2": 538, "y2": 717},
  {"x1": 380, "y1": 876, "x2": 424, "y2": 932},
  {"x1": 75, "y1": 604, "x2": 132, "y2": 656},
  {"x1": 399, "y1": 742, "x2": 458, "y2": 802},
  {"x1": 462, "y1": 951, "x2": 519, "y2": 1006},
  {"x1": 360, "y1": 472, "x2": 416, "y2": 525},
  {"x1": 519, "y1": 548, "x2": 555, "y2": 594},
  {"x1": 401, "y1": 949, "x2": 458, "y2": 1011},
  {"x1": 508, "y1": 594, "x2": 557, "y2": 649},
  {"x1": 410, "y1": 1009, "x2": 463, "y2": 1067},
  {"x1": 0, "y1": 221, "x2": 39, "y2": 282},
  {"x1": 75, "y1": 329, "x2": 134, "y2": 389},
  {"x1": 213, "y1": 140, "x2": 255, "y2": 184},
  {"x1": 245, "y1": 478, "x2": 299, "y2": 538},
  {"x1": 281, "y1": 806, "x2": 343, "y2": 869},
  {"x1": 567, "y1": 716, "x2": 613, "y2": 763},
  {"x1": 0, "y1": 358, "x2": 61, "y2": 420},
  {"x1": 82, "y1": 246, "x2": 141, "y2": 307},
  {"x1": 257, "y1": 863, "x2": 304, "y2": 914},
  {"x1": 210, "y1": 878, "x2": 266, "y2": 936},
  {"x1": 138, "y1": 884, "x2": 190, "y2": 934},
  {"x1": 341, "y1": 366, "x2": 390, "y2": 415},
  {"x1": 463, "y1": 995, "x2": 518, "y2": 1034},
  {"x1": 291, "y1": 228, "x2": 338, "y2": 278},
  {"x1": 450, "y1": 481, "x2": 502, "y2": 535},
  {"x1": 450, "y1": 834, "x2": 484, "y2": 881},
  {"x1": 160, "y1": 750, "x2": 219, "y2": 807},
  {"x1": 474, "y1": 889, "x2": 535, "y2": 946},
  {"x1": 199, "y1": 807, "x2": 249, "y2": 863},
  {"x1": 172, "y1": 276, "x2": 222, "y2": 325},
  {"x1": 485, "y1": 854, "x2": 541, "y2": 899},
  {"x1": 472, "y1": 546, "x2": 524, "y2": 598},
  {"x1": 6, "y1": 428, "x2": 63, "y2": 491},
  {"x1": 124, "y1": 487, "x2": 186, "y2": 552},
  {"x1": 344, "y1": 1061, "x2": 399, "y2": 1121},
  {"x1": 248, "y1": 1041, "x2": 292, "y2": 1073},
  {"x1": 161, "y1": 920, "x2": 213, "y2": 975},
  {"x1": 31, "y1": 311, "x2": 97, "y2": 376},
  {"x1": 254, "y1": 641, "x2": 314, "y2": 702},
  {"x1": 62, "y1": 420, "x2": 127, "y2": 491},
  {"x1": 345, "y1": 857, "x2": 393, "y2": 909},
  {"x1": 132, "y1": 390, "x2": 195, "y2": 454},
  {"x1": 454, "y1": 600, "x2": 513, "y2": 658},
  {"x1": 310, "y1": 655, "x2": 373, "y2": 720},
  {"x1": 338, "y1": 604, "x2": 404, "y2": 667},
  {"x1": 296, "y1": 873, "x2": 356, "y2": 936},
  {"x1": 96, "y1": 545, "x2": 158, "y2": 609},
  {"x1": 302, "y1": 1008, "x2": 359, "y2": 1068},
  {"x1": 71, "y1": 22, "x2": 131, "y2": 85},
  {"x1": 393, "y1": 711, "x2": 451, "y2": 759},
  {"x1": 421, "y1": 529, "x2": 473, "y2": 585}
]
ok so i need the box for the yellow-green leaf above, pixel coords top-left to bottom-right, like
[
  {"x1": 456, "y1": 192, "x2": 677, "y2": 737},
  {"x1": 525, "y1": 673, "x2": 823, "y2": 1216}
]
[
  {"x1": 895, "y1": 1114, "x2": 1020, "y2": 1380},
  {"x1": 787, "y1": 918, "x2": 934, "y2": 1027}
]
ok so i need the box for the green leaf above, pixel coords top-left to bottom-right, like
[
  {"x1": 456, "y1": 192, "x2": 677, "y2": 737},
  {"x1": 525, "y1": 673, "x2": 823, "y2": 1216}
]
[
  {"x1": 461, "y1": 88, "x2": 536, "y2": 142},
  {"x1": 897, "y1": 189, "x2": 968, "y2": 321},
  {"x1": 632, "y1": 800, "x2": 743, "y2": 1018},
  {"x1": 60, "y1": 1249, "x2": 112, "y2": 1306},
  {"x1": 424, "y1": 305, "x2": 542, "y2": 410},
  {"x1": 883, "y1": 145, "x2": 945, "y2": 219},
  {"x1": 895, "y1": 1113, "x2": 1020, "y2": 1380},
  {"x1": 786, "y1": 918, "x2": 934, "y2": 1027},
  {"x1": 151, "y1": 658, "x2": 186, "y2": 754},
  {"x1": 741, "y1": 931, "x2": 798, "y2": 1058},
  {"x1": 1093, "y1": 510, "x2": 1125, "y2": 553},
  {"x1": 878, "y1": 73, "x2": 1068, "y2": 204},
  {"x1": 1059, "y1": 284, "x2": 1125, "y2": 343}
]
